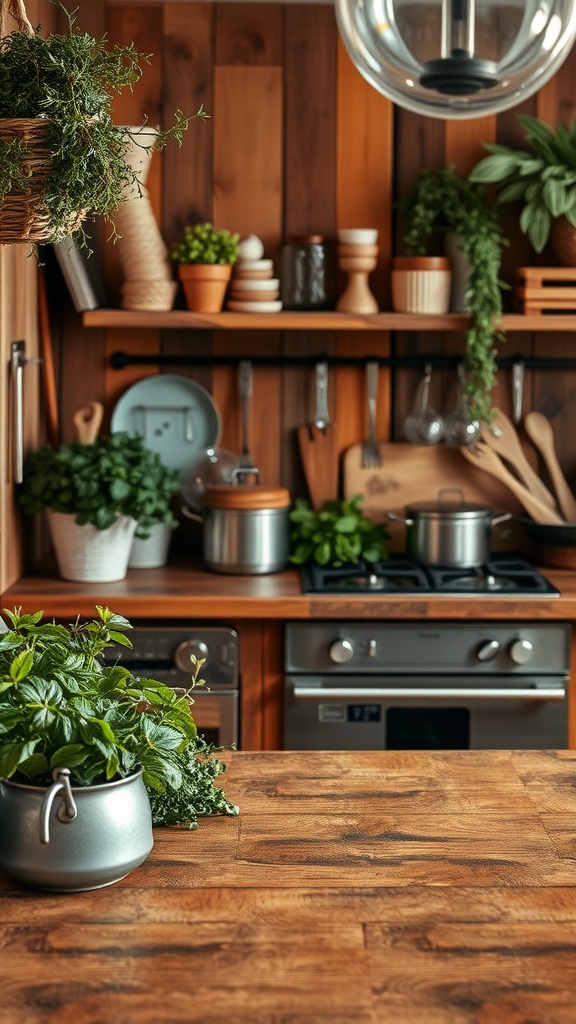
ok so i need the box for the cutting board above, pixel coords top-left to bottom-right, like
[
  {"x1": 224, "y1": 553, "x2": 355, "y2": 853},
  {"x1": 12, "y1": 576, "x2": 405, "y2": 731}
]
[{"x1": 343, "y1": 442, "x2": 528, "y2": 553}]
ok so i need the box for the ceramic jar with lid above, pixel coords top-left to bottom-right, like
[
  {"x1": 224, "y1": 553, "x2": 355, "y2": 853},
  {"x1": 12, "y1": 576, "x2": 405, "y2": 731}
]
[
  {"x1": 201, "y1": 484, "x2": 291, "y2": 574},
  {"x1": 280, "y1": 234, "x2": 335, "y2": 310}
]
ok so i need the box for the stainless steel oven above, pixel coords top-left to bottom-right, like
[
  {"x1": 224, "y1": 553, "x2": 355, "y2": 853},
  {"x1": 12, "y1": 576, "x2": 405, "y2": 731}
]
[
  {"x1": 102, "y1": 626, "x2": 239, "y2": 747},
  {"x1": 284, "y1": 622, "x2": 570, "y2": 750}
]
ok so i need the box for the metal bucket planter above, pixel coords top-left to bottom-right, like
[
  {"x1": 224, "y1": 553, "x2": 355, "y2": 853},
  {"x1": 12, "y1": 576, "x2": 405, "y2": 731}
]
[
  {"x1": 0, "y1": 767, "x2": 153, "y2": 891},
  {"x1": 47, "y1": 511, "x2": 137, "y2": 582}
]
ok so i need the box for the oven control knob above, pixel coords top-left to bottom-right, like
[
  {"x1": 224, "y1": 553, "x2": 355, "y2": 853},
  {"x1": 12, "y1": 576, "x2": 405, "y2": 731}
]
[
  {"x1": 175, "y1": 640, "x2": 209, "y2": 673},
  {"x1": 509, "y1": 638, "x2": 534, "y2": 665},
  {"x1": 476, "y1": 639, "x2": 501, "y2": 662},
  {"x1": 329, "y1": 638, "x2": 355, "y2": 664}
]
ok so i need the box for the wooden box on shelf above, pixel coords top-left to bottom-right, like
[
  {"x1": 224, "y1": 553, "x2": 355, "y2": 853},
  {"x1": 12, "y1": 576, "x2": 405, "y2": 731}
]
[{"x1": 517, "y1": 266, "x2": 576, "y2": 313}]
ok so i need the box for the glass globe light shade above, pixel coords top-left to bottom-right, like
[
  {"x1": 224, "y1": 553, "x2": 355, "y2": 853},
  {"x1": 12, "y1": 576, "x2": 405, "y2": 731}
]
[{"x1": 335, "y1": 0, "x2": 576, "y2": 119}]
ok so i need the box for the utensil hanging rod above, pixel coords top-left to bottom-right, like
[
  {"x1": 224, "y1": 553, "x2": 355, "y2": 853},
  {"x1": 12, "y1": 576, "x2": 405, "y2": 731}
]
[{"x1": 111, "y1": 351, "x2": 576, "y2": 371}]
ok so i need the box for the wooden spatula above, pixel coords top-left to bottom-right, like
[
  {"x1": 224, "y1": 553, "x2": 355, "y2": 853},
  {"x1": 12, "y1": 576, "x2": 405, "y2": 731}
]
[
  {"x1": 523, "y1": 411, "x2": 576, "y2": 523},
  {"x1": 460, "y1": 443, "x2": 565, "y2": 525},
  {"x1": 480, "y1": 407, "x2": 558, "y2": 512},
  {"x1": 297, "y1": 361, "x2": 338, "y2": 510}
]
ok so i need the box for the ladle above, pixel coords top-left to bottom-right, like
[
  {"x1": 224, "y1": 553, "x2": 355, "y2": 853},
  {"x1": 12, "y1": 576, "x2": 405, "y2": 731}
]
[
  {"x1": 403, "y1": 362, "x2": 443, "y2": 445},
  {"x1": 480, "y1": 407, "x2": 558, "y2": 512},
  {"x1": 443, "y1": 363, "x2": 480, "y2": 447},
  {"x1": 459, "y1": 443, "x2": 565, "y2": 525},
  {"x1": 523, "y1": 411, "x2": 576, "y2": 523}
]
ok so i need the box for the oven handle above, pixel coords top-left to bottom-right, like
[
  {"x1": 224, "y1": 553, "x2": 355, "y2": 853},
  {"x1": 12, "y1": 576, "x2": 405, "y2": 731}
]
[{"x1": 291, "y1": 686, "x2": 566, "y2": 701}]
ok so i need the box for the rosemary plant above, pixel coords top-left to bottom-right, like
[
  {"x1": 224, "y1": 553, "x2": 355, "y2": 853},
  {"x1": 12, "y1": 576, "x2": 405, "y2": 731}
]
[
  {"x1": 399, "y1": 166, "x2": 509, "y2": 424},
  {"x1": 0, "y1": 1, "x2": 207, "y2": 244}
]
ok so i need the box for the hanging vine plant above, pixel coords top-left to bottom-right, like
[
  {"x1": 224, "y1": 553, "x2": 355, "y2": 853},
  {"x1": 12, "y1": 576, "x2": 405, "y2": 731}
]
[
  {"x1": 398, "y1": 165, "x2": 509, "y2": 424},
  {"x1": 0, "y1": 0, "x2": 207, "y2": 245}
]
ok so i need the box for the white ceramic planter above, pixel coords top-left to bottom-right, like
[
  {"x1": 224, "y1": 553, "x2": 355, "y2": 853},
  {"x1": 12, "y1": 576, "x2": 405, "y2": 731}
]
[
  {"x1": 391, "y1": 256, "x2": 451, "y2": 314},
  {"x1": 128, "y1": 523, "x2": 173, "y2": 569},
  {"x1": 48, "y1": 512, "x2": 137, "y2": 582}
]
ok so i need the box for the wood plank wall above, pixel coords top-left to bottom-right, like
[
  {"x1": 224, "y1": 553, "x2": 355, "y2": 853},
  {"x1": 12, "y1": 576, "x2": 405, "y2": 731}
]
[{"x1": 54, "y1": 1, "x2": 576, "y2": 502}]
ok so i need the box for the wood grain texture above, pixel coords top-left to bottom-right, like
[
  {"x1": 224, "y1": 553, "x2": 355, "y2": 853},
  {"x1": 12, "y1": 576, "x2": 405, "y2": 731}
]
[{"x1": 2, "y1": 750, "x2": 576, "y2": 1023}]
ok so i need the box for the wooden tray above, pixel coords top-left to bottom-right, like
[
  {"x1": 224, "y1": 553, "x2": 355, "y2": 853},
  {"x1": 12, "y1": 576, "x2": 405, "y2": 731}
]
[{"x1": 343, "y1": 442, "x2": 528, "y2": 553}]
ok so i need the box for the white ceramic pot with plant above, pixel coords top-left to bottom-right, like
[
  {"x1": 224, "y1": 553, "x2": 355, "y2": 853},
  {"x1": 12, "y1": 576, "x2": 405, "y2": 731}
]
[
  {"x1": 19, "y1": 432, "x2": 181, "y2": 583},
  {"x1": 0, "y1": 606, "x2": 237, "y2": 890},
  {"x1": 170, "y1": 223, "x2": 240, "y2": 312}
]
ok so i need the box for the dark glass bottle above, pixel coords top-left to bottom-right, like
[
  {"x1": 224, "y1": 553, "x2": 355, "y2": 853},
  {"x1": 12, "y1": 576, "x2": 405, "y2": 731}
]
[{"x1": 280, "y1": 234, "x2": 335, "y2": 310}]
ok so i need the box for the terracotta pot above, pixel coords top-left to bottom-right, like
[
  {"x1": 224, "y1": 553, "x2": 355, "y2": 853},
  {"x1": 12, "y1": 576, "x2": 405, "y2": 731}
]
[
  {"x1": 391, "y1": 256, "x2": 451, "y2": 314},
  {"x1": 178, "y1": 264, "x2": 232, "y2": 312},
  {"x1": 550, "y1": 217, "x2": 576, "y2": 267}
]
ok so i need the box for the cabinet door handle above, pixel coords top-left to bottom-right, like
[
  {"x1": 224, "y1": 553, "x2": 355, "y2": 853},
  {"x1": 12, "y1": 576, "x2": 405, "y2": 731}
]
[{"x1": 10, "y1": 340, "x2": 26, "y2": 484}]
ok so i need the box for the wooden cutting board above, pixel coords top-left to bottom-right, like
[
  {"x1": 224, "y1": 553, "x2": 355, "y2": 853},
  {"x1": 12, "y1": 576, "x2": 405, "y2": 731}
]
[{"x1": 343, "y1": 442, "x2": 528, "y2": 553}]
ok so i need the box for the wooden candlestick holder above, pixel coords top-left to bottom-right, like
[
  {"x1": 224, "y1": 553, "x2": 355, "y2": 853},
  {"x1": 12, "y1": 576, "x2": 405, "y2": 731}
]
[{"x1": 335, "y1": 242, "x2": 379, "y2": 314}]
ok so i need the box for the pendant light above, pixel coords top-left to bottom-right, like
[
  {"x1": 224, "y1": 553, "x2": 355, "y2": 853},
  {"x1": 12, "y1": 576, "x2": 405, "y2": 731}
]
[{"x1": 335, "y1": 0, "x2": 576, "y2": 119}]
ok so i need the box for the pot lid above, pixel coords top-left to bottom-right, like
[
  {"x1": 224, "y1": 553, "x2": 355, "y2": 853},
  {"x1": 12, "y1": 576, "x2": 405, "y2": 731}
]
[
  {"x1": 203, "y1": 484, "x2": 290, "y2": 510},
  {"x1": 406, "y1": 500, "x2": 492, "y2": 519}
]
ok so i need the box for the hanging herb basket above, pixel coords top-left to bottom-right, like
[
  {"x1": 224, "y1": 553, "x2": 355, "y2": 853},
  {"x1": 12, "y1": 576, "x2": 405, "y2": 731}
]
[{"x1": 0, "y1": 0, "x2": 205, "y2": 246}]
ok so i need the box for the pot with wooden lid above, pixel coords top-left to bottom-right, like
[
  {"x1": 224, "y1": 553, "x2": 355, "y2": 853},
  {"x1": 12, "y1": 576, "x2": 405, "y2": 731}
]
[{"x1": 184, "y1": 473, "x2": 291, "y2": 574}]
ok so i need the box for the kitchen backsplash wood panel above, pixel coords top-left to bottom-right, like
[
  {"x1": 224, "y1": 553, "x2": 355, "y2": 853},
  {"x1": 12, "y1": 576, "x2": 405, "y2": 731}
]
[{"x1": 51, "y1": 1, "x2": 576, "y2": 504}]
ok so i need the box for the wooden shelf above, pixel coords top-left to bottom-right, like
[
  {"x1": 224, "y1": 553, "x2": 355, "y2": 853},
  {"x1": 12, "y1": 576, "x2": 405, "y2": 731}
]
[{"x1": 82, "y1": 308, "x2": 576, "y2": 332}]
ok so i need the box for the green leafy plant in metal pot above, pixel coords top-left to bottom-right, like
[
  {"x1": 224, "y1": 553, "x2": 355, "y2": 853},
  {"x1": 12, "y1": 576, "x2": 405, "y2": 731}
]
[
  {"x1": 399, "y1": 165, "x2": 509, "y2": 425},
  {"x1": 289, "y1": 495, "x2": 389, "y2": 567},
  {"x1": 169, "y1": 222, "x2": 240, "y2": 265},
  {"x1": 0, "y1": 605, "x2": 238, "y2": 829},
  {"x1": 470, "y1": 115, "x2": 576, "y2": 254},
  {"x1": 0, "y1": 0, "x2": 208, "y2": 245},
  {"x1": 19, "y1": 432, "x2": 181, "y2": 539}
]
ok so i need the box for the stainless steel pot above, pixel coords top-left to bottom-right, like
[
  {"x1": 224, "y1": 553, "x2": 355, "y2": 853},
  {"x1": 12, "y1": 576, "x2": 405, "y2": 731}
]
[
  {"x1": 387, "y1": 490, "x2": 511, "y2": 567},
  {"x1": 0, "y1": 767, "x2": 153, "y2": 891},
  {"x1": 184, "y1": 482, "x2": 291, "y2": 575}
]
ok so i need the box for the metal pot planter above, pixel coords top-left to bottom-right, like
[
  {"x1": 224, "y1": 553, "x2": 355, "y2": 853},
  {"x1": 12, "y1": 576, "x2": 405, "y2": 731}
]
[
  {"x1": 387, "y1": 491, "x2": 511, "y2": 566},
  {"x1": 0, "y1": 767, "x2": 153, "y2": 892}
]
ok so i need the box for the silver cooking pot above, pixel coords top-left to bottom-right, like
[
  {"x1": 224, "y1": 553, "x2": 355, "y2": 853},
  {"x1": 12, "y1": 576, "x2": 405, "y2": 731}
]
[
  {"x1": 183, "y1": 475, "x2": 291, "y2": 575},
  {"x1": 387, "y1": 489, "x2": 511, "y2": 567}
]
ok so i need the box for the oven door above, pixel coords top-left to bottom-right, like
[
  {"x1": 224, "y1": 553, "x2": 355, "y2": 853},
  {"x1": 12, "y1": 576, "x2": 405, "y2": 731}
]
[{"x1": 284, "y1": 675, "x2": 568, "y2": 750}]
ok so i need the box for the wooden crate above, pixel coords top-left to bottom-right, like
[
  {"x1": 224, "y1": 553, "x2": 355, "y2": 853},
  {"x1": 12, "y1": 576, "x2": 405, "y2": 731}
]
[{"x1": 517, "y1": 266, "x2": 576, "y2": 313}]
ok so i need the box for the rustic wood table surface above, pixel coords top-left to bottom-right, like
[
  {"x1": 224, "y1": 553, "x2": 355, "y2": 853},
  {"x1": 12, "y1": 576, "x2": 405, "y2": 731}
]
[{"x1": 2, "y1": 749, "x2": 576, "y2": 1023}]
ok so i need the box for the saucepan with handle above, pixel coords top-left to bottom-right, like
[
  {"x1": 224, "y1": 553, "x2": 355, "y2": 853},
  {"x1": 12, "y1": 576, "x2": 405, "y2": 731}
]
[{"x1": 386, "y1": 488, "x2": 511, "y2": 567}]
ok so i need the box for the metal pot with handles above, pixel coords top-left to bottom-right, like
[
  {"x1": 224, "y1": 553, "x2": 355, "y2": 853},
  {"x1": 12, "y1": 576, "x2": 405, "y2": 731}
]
[
  {"x1": 387, "y1": 489, "x2": 511, "y2": 567},
  {"x1": 183, "y1": 472, "x2": 291, "y2": 575}
]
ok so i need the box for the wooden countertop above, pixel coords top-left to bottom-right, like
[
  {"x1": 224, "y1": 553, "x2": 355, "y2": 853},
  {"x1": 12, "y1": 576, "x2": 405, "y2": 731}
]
[
  {"x1": 3, "y1": 749, "x2": 576, "y2": 1022},
  {"x1": 4, "y1": 557, "x2": 576, "y2": 619}
]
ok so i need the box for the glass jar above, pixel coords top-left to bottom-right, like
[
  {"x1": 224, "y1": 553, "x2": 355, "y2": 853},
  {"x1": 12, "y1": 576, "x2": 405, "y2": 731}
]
[{"x1": 280, "y1": 234, "x2": 335, "y2": 310}]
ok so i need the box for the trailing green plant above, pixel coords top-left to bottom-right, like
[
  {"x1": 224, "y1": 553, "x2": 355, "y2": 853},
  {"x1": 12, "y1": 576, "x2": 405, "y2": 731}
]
[
  {"x1": 0, "y1": 0, "x2": 208, "y2": 244},
  {"x1": 19, "y1": 432, "x2": 181, "y2": 539},
  {"x1": 169, "y1": 222, "x2": 240, "y2": 265},
  {"x1": 0, "y1": 605, "x2": 239, "y2": 829},
  {"x1": 399, "y1": 165, "x2": 509, "y2": 424},
  {"x1": 289, "y1": 495, "x2": 389, "y2": 567},
  {"x1": 470, "y1": 114, "x2": 576, "y2": 254}
]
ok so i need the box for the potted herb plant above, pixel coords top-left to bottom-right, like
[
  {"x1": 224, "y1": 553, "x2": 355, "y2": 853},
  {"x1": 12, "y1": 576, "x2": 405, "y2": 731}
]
[
  {"x1": 170, "y1": 222, "x2": 240, "y2": 312},
  {"x1": 0, "y1": 0, "x2": 206, "y2": 246},
  {"x1": 397, "y1": 165, "x2": 509, "y2": 424},
  {"x1": 19, "y1": 432, "x2": 181, "y2": 582},
  {"x1": 469, "y1": 115, "x2": 576, "y2": 264},
  {"x1": 289, "y1": 495, "x2": 389, "y2": 567},
  {"x1": 0, "y1": 605, "x2": 237, "y2": 890}
]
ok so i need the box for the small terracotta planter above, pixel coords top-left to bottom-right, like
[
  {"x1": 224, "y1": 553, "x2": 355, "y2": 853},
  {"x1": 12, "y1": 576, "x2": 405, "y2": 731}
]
[
  {"x1": 391, "y1": 256, "x2": 452, "y2": 314},
  {"x1": 178, "y1": 264, "x2": 233, "y2": 313}
]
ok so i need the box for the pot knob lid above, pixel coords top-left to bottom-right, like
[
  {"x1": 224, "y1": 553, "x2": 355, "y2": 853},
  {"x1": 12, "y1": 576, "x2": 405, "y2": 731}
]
[{"x1": 203, "y1": 484, "x2": 290, "y2": 510}]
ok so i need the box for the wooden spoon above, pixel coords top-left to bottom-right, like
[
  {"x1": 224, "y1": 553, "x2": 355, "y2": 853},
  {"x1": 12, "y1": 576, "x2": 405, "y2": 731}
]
[
  {"x1": 480, "y1": 407, "x2": 558, "y2": 512},
  {"x1": 523, "y1": 411, "x2": 576, "y2": 523},
  {"x1": 73, "y1": 402, "x2": 104, "y2": 444},
  {"x1": 459, "y1": 443, "x2": 565, "y2": 525}
]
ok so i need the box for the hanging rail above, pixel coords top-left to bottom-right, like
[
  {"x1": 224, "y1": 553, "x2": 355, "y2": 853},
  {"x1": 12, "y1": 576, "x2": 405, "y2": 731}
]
[{"x1": 110, "y1": 351, "x2": 576, "y2": 371}]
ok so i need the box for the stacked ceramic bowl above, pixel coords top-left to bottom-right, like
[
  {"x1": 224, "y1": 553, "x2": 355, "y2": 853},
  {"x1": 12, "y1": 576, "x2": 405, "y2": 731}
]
[{"x1": 227, "y1": 234, "x2": 282, "y2": 313}]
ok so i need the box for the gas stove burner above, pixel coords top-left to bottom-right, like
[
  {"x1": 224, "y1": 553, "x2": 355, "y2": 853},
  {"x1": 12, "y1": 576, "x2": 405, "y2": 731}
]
[
  {"x1": 442, "y1": 573, "x2": 517, "y2": 592},
  {"x1": 301, "y1": 554, "x2": 559, "y2": 596}
]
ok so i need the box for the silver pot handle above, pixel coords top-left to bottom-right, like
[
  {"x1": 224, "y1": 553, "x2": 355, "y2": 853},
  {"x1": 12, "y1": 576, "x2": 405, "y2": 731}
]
[
  {"x1": 438, "y1": 487, "x2": 465, "y2": 506},
  {"x1": 490, "y1": 511, "x2": 512, "y2": 526},
  {"x1": 386, "y1": 511, "x2": 414, "y2": 526},
  {"x1": 40, "y1": 767, "x2": 77, "y2": 845}
]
